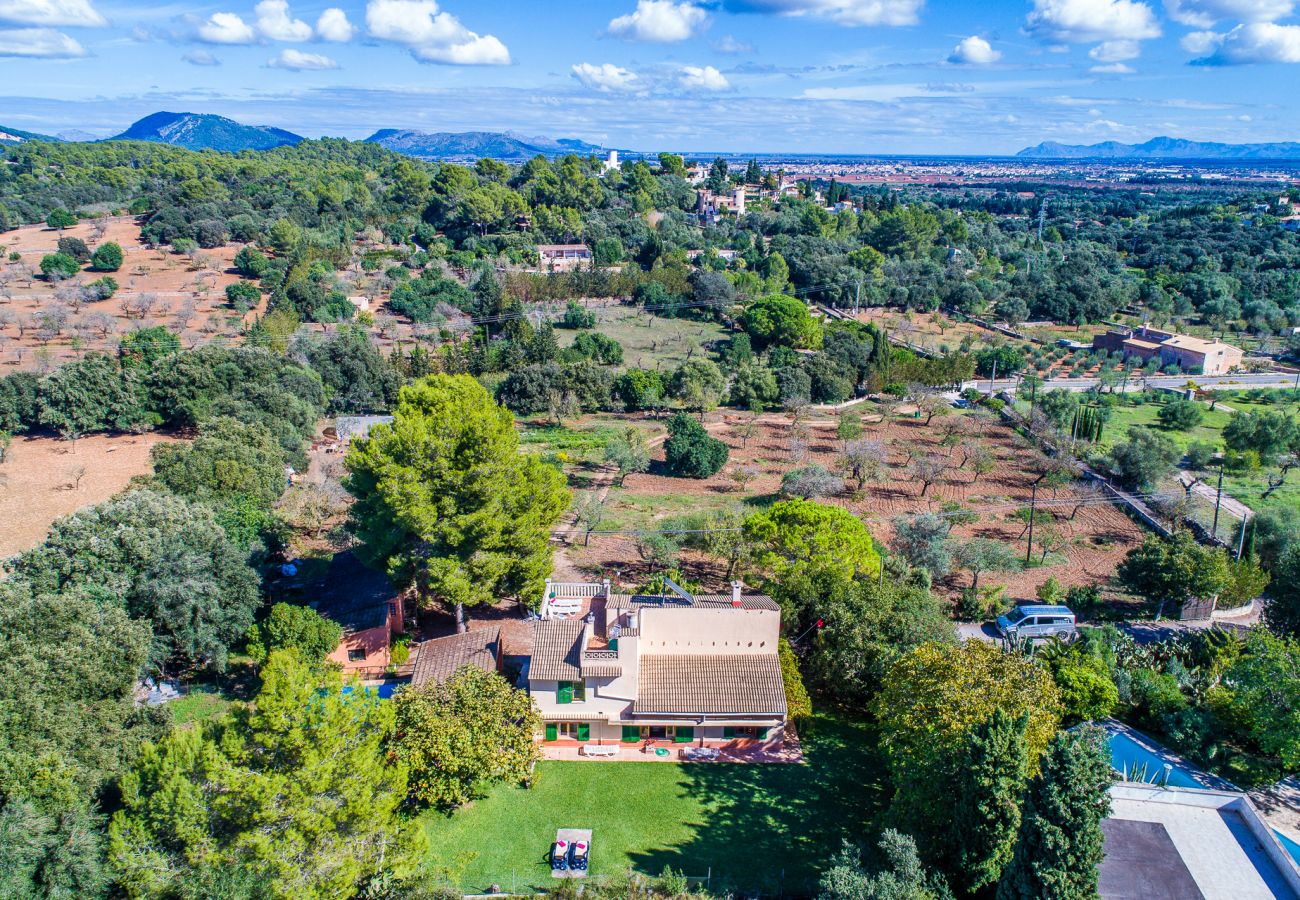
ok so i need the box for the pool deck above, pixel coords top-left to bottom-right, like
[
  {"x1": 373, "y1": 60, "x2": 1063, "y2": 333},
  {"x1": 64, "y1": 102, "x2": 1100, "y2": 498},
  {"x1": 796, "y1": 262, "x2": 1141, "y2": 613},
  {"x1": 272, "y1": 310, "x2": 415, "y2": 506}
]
[
  {"x1": 1103, "y1": 784, "x2": 1300, "y2": 900},
  {"x1": 1251, "y1": 776, "x2": 1300, "y2": 849}
]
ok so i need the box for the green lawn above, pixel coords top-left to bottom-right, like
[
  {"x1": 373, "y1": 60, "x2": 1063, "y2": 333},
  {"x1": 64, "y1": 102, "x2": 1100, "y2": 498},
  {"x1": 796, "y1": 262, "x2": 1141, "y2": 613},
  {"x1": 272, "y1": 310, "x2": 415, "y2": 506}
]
[
  {"x1": 420, "y1": 713, "x2": 886, "y2": 895},
  {"x1": 169, "y1": 684, "x2": 235, "y2": 726},
  {"x1": 558, "y1": 307, "x2": 730, "y2": 370},
  {"x1": 1014, "y1": 389, "x2": 1300, "y2": 517}
]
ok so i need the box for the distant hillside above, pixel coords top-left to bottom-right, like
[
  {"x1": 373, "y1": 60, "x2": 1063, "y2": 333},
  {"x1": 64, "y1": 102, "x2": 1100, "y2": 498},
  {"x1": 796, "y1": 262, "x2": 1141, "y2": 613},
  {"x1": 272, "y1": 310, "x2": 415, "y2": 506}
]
[
  {"x1": 365, "y1": 129, "x2": 607, "y2": 160},
  {"x1": 0, "y1": 124, "x2": 61, "y2": 145},
  {"x1": 109, "y1": 112, "x2": 303, "y2": 152},
  {"x1": 1017, "y1": 136, "x2": 1300, "y2": 161}
]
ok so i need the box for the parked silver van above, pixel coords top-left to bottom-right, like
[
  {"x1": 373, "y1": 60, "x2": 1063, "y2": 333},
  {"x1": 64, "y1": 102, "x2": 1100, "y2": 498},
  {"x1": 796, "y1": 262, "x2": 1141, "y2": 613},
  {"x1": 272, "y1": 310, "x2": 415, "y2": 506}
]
[{"x1": 996, "y1": 605, "x2": 1077, "y2": 642}]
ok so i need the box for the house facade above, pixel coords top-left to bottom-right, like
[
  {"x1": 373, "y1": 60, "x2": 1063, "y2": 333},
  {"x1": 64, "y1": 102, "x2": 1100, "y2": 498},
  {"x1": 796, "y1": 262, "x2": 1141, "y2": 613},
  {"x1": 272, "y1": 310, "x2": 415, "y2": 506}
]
[
  {"x1": 1093, "y1": 325, "x2": 1243, "y2": 376},
  {"x1": 314, "y1": 552, "x2": 407, "y2": 677},
  {"x1": 529, "y1": 581, "x2": 787, "y2": 750},
  {"x1": 536, "y1": 243, "x2": 593, "y2": 271}
]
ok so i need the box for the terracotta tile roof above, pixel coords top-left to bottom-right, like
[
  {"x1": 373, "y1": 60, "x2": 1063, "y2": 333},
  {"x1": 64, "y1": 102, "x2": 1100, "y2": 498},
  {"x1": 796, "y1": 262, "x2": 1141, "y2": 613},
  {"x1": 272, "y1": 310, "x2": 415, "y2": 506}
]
[
  {"x1": 581, "y1": 664, "x2": 622, "y2": 678},
  {"x1": 530, "y1": 620, "x2": 584, "y2": 681},
  {"x1": 1162, "y1": 335, "x2": 1219, "y2": 353},
  {"x1": 411, "y1": 629, "x2": 500, "y2": 688},
  {"x1": 634, "y1": 654, "x2": 787, "y2": 716},
  {"x1": 606, "y1": 593, "x2": 779, "y2": 612}
]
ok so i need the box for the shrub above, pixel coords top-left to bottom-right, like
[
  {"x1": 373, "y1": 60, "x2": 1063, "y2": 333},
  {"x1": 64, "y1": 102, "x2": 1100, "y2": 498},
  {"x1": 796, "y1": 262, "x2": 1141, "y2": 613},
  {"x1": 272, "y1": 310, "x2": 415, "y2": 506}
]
[
  {"x1": 1157, "y1": 398, "x2": 1204, "y2": 431},
  {"x1": 663, "y1": 413, "x2": 728, "y2": 478},
  {"x1": 558, "y1": 301, "x2": 595, "y2": 329},
  {"x1": 1185, "y1": 441, "x2": 1217, "y2": 470},
  {"x1": 58, "y1": 235, "x2": 91, "y2": 262},
  {"x1": 90, "y1": 241, "x2": 123, "y2": 272},
  {"x1": 85, "y1": 276, "x2": 118, "y2": 300},
  {"x1": 781, "y1": 464, "x2": 844, "y2": 499},
  {"x1": 39, "y1": 252, "x2": 80, "y2": 280},
  {"x1": 226, "y1": 280, "x2": 261, "y2": 311}
]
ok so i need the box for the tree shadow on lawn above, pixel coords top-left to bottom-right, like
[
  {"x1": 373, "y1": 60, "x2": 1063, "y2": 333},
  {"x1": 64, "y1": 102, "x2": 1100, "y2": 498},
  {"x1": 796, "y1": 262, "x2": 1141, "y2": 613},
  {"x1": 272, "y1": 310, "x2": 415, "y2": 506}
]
[{"x1": 628, "y1": 714, "x2": 888, "y2": 896}]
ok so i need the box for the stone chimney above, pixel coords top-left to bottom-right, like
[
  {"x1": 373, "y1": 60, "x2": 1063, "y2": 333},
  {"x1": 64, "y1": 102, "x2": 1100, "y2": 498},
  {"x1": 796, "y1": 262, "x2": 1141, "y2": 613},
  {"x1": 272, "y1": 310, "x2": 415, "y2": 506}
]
[{"x1": 730, "y1": 580, "x2": 743, "y2": 607}]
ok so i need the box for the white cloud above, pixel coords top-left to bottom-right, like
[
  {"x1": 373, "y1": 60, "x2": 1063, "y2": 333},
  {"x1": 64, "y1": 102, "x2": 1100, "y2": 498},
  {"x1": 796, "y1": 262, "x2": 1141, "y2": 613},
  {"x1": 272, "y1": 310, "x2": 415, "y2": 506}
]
[
  {"x1": 714, "y1": 33, "x2": 753, "y2": 53},
  {"x1": 948, "y1": 35, "x2": 1001, "y2": 64},
  {"x1": 198, "y1": 11, "x2": 256, "y2": 44},
  {"x1": 254, "y1": 0, "x2": 311, "y2": 41},
  {"x1": 680, "y1": 64, "x2": 731, "y2": 90},
  {"x1": 315, "y1": 7, "x2": 353, "y2": 41},
  {"x1": 182, "y1": 48, "x2": 220, "y2": 65},
  {"x1": 1191, "y1": 21, "x2": 1300, "y2": 63},
  {"x1": 268, "y1": 47, "x2": 338, "y2": 68},
  {"x1": 1165, "y1": 0, "x2": 1293, "y2": 27},
  {"x1": 608, "y1": 0, "x2": 707, "y2": 42},
  {"x1": 724, "y1": 0, "x2": 925, "y2": 27},
  {"x1": 1026, "y1": 0, "x2": 1160, "y2": 43},
  {"x1": 571, "y1": 61, "x2": 641, "y2": 92},
  {"x1": 365, "y1": 0, "x2": 510, "y2": 64},
  {"x1": 1090, "y1": 61, "x2": 1136, "y2": 72},
  {"x1": 0, "y1": 0, "x2": 104, "y2": 27},
  {"x1": 0, "y1": 25, "x2": 83, "y2": 56},
  {"x1": 1089, "y1": 39, "x2": 1140, "y2": 61}
]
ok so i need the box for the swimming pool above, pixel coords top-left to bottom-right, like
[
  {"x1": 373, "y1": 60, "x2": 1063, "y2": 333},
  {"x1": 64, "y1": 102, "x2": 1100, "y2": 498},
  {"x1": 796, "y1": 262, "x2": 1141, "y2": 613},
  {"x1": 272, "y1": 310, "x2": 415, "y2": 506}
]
[
  {"x1": 1277, "y1": 829, "x2": 1300, "y2": 868},
  {"x1": 1106, "y1": 729, "x2": 1215, "y2": 789},
  {"x1": 339, "y1": 681, "x2": 407, "y2": 700},
  {"x1": 1103, "y1": 724, "x2": 1300, "y2": 871}
]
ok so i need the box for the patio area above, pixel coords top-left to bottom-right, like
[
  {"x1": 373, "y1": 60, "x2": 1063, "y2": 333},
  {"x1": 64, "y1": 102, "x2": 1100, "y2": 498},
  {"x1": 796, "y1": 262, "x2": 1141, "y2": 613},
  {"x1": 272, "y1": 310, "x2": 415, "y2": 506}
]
[{"x1": 540, "y1": 733, "x2": 803, "y2": 764}]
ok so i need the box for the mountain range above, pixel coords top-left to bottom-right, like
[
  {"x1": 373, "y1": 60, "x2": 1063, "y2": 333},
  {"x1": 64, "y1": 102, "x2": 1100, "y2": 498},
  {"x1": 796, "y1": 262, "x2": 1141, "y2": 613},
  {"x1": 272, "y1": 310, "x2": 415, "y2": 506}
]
[
  {"x1": 0, "y1": 124, "x2": 61, "y2": 144},
  {"x1": 109, "y1": 112, "x2": 304, "y2": 152},
  {"x1": 364, "y1": 128, "x2": 608, "y2": 160},
  {"x1": 1017, "y1": 136, "x2": 1300, "y2": 160}
]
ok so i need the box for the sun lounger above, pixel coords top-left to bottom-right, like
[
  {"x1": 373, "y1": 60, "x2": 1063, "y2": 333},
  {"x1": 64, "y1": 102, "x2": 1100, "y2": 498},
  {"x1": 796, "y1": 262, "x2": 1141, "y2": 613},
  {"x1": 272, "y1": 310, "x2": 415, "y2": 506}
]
[
  {"x1": 682, "y1": 746, "x2": 720, "y2": 761},
  {"x1": 570, "y1": 841, "x2": 590, "y2": 871}
]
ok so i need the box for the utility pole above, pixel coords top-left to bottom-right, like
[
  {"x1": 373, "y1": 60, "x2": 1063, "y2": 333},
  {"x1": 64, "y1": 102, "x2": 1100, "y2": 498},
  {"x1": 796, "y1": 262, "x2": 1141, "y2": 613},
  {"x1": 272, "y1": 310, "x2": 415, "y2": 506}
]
[
  {"x1": 1025, "y1": 478, "x2": 1040, "y2": 565},
  {"x1": 1236, "y1": 514, "x2": 1249, "y2": 560},
  {"x1": 1211, "y1": 462, "x2": 1224, "y2": 541}
]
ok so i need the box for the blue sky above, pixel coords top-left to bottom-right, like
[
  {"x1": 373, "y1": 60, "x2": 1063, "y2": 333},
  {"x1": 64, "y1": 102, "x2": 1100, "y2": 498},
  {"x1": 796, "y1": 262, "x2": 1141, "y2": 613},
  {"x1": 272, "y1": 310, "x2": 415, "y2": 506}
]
[{"x1": 2, "y1": 0, "x2": 1298, "y2": 153}]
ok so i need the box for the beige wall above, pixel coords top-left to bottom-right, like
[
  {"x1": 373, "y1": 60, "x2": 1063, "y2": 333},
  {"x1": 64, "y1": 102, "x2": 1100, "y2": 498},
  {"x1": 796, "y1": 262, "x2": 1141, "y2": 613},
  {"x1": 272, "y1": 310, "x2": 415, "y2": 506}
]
[{"x1": 636, "y1": 607, "x2": 780, "y2": 654}]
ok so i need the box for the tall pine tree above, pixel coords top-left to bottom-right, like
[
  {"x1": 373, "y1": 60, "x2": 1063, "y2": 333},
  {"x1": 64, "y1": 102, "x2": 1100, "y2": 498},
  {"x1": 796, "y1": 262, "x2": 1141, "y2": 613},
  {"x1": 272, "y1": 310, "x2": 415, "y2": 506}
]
[
  {"x1": 997, "y1": 725, "x2": 1114, "y2": 900},
  {"x1": 953, "y1": 709, "x2": 1032, "y2": 892}
]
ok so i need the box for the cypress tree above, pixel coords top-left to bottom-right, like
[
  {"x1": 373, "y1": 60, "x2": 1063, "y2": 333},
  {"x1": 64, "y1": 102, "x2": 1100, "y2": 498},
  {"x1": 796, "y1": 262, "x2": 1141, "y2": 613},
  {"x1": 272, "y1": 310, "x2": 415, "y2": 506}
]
[
  {"x1": 997, "y1": 724, "x2": 1114, "y2": 900},
  {"x1": 953, "y1": 709, "x2": 1032, "y2": 892}
]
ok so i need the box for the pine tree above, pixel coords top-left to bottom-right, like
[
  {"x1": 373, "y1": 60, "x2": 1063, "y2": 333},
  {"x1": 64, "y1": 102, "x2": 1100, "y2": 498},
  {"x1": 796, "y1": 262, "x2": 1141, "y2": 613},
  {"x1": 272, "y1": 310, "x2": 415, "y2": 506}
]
[
  {"x1": 997, "y1": 724, "x2": 1114, "y2": 900},
  {"x1": 953, "y1": 709, "x2": 1031, "y2": 892}
]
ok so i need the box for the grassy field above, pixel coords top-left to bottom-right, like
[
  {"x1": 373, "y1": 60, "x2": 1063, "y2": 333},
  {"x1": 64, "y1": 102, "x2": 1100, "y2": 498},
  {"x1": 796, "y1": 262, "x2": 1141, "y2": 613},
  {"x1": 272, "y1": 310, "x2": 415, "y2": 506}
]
[
  {"x1": 1022, "y1": 389, "x2": 1300, "y2": 520},
  {"x1": 420, "y1": 713, "x2": 885, "y2": 895},
  {"x1": 558, "y1": 307, "x2": 731, "y2": 370}
]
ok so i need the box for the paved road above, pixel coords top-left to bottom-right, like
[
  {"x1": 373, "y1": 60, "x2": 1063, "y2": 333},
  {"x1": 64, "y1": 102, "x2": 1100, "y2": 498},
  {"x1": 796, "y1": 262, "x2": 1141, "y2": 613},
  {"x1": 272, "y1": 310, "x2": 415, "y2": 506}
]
[
  {"x1": 967, "y1": 373, "x2": 1300, "y2": 395},
  {"x1": 957, "y1": 603, "x2": 1262, "y2": 646},
  {"x1": 1179, "y1": 473, "x2": 1254, "y2": 520}
]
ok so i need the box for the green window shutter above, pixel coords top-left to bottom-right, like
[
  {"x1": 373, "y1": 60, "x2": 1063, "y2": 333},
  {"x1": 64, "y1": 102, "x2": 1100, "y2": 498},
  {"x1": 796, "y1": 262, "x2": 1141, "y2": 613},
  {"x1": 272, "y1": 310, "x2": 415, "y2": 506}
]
[
  {"x1": 608, "y1": 639, "x2": 618, "y2": 651},
  {"x1": 722, "y1": 726, "x2": 735, "y2": 739},
  {"x1": 545, "y1": 723, "x2": 557, "y2": 741},
  {"x1": 557, "y1": 682, "x2": 573, "y2": 704},
  {"x1": 622, "y1": 725, "x2": 640, "y2": 742},
  {"x1": 675, "y1": 726, "x2": 694, "y2": 743},
  {"x1": 577, "y1": 722, "x2": 590, "y2": 741},
  {"x1": 573, "y1": 681, "x2": 586, "y2": 702}
]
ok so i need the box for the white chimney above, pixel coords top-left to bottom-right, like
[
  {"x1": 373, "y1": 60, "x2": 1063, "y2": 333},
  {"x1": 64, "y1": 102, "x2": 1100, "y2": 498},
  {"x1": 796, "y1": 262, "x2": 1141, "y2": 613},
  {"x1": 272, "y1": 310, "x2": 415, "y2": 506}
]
[{"x1": 730, "y1": 581, "x2": 743, "y2": 607}]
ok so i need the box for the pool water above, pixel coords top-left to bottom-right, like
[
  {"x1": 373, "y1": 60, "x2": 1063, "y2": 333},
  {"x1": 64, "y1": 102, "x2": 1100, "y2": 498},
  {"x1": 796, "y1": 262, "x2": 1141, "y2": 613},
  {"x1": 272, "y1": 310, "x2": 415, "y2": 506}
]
[
  {"x1": 338, "y1": 681, "x2": 407, "y2": 700},
  {"x1": 1106, "y1": 730, "x2": 1211, "y2": 789},
  {"x1": 1277, "y1": 830, "x2": 1300, "y2": 868}
]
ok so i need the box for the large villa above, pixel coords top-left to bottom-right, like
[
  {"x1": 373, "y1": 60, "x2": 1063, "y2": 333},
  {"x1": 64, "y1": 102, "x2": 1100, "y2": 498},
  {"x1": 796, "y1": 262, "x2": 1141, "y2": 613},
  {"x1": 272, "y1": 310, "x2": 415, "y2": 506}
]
[{"x1": 528, "y1": 580, "x2": 789, "y2": 753}]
